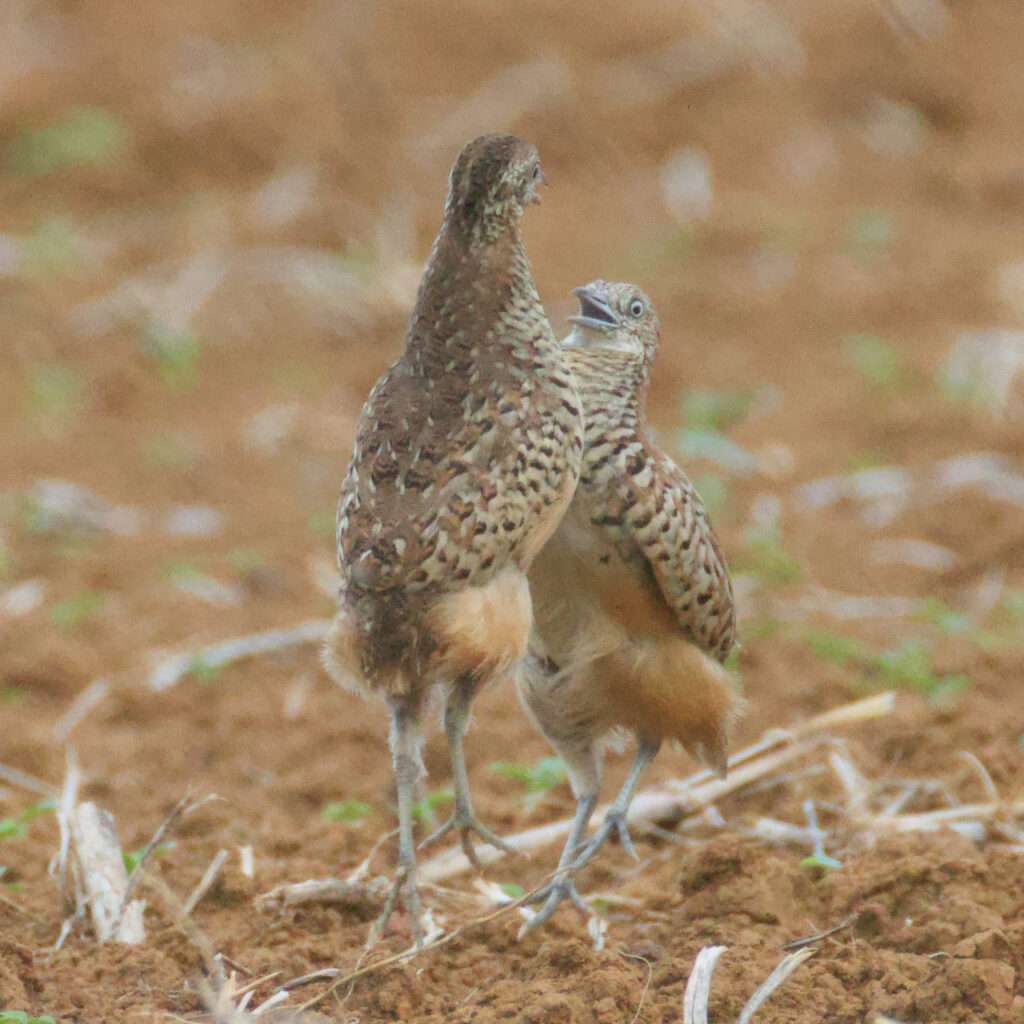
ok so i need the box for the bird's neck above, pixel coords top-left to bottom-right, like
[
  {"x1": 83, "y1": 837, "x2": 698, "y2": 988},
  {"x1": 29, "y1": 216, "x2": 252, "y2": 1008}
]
[
  {"x1": 568, "y1": 349, "x2": 649, "y2": 432},
  {"x1": 404, "y1": 220, "x2": 548, "y2": 372}
]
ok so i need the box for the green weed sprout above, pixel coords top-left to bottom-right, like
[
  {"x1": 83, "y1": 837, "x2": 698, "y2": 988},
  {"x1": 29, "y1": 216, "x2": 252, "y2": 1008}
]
[
  {"x1": 841, "y1": 334, "x2": 902, "y2": 390},
  {"x1": 6, "y1": 106, "x2": 126, "y2": 175},
  {"x1": 490, "y1": 756, "x2": 566, "y2": 811},
  {"x1": 322, "y1": 799, "x2": 371, "y2": 824}
]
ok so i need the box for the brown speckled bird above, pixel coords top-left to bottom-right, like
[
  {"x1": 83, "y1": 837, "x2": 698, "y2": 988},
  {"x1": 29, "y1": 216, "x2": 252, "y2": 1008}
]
[
  {"x1": 519, "y1": 280, "x2": 742, "y2": 930},
  {"x1": 322, "y1": 135, "x2": 583, "y2": 944}
]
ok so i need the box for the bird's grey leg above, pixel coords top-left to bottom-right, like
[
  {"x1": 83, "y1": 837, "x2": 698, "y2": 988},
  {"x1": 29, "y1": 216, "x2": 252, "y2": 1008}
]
[
  {"x1": 573, "y1": 734, "x2": 660, "y2": 869},
  {"x1": 376, "y1": 707, "x2": 425, "y2": 947},
  {"x1": 519, "y1": 791, "x2": 597, "y2": 934},
  {"x1": 420, "y1": 684, "x2": 513, "y2": 866}
]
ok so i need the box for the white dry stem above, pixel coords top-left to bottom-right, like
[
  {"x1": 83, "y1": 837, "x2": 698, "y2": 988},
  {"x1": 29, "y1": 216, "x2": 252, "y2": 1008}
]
[
  {"x1": 69, "y1": 801, "x2": 145, "y2": 943},
  {"x1": 683, "y1": 945, "x2": 726, "y2": 1024},
  {"x1": 595, "y1": 30, "x2": 757, "y2": 108},
  {"x1": 407, "y1": 59, "x2": 575, "y2": 163},
  {"x1": 771, "y1": 589, "x2": 919, "y2": 622},
  {"x1": 182, "y1": 848, "x2": 229, "y2": 918},
  {"x1": 57, "y1": 617, "x2": 333, "y2": 737},
  {"x1": 869, "y1": 538, "x2": 956, "y2": 571},
  {"x1": 0, "y1": 761, "x2": 57, "y2": 797},
  {"x1": 829, "y1": 748, "x2": 871, "y2": 819},
  {"x1": 682, "y1": 944, "x2": 813, "y2": 1024},
  {"x1": 968, "y1": 566, "x2": 1004, "y2": 620},
  {"x1": 29, "y1": 478, "x2": 145, "y2": 536},
  {"x1": 871, "y1": 799, "x2": 1024, "y2": 836},
  {"x1": 735, "y1": 948, "x2": 815, "y2": 1024},
  {"x1": 748, "y1": 818, "x2": 820, "y2": 845},
  {"x1": 958, "y1": 749, "x2": 1000, "y2": 804},
  {"x1": 148, "y1": 619, "x2": 331, "y2": 691},
  {"x1": 53, "y1": 677, "x2": 111, "y2": 741},
  {"x1": 122, "y1": 793, "x2": 192, "y2": 908},
  {"x1": 239, "y1": 845, "x2": 255, "y2": 878},
  {"x1": 256, "y1": 875, "x2": 392, "y2": 914},
  {"x1": 54, "y1": 749, "x2": 82, "y2": 903},
  {"x1": 308, "y1": 552, "x2": 340, "y2": 598},
  {"x1": 421, "y1": 693, "x2": 896, "y2": 882},
  {"x1": 283, "y1": 672, "x2": 313, "y2": 721}
]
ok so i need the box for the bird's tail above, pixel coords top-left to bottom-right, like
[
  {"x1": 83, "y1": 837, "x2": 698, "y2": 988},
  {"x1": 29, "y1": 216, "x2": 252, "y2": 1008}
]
[{"x1": 591, "y1": 639, "x2": 744, "y2": 778}]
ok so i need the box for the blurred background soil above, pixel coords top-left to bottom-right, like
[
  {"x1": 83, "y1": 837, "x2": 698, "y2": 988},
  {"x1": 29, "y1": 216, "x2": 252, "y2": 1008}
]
[{"x1": 1, "y1": 1, "x2": 1023, "y2": 1021}]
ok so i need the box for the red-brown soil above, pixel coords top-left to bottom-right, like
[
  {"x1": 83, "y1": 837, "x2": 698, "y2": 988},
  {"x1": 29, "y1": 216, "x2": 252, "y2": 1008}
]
[{"x1": 2, "y1": 1, "x2": 1024, "y2": 1021}]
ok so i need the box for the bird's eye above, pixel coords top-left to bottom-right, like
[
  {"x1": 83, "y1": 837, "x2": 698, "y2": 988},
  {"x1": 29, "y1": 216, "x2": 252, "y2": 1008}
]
[{"x1": 628, "y1": 299, "x2": 644, "y2": 317}]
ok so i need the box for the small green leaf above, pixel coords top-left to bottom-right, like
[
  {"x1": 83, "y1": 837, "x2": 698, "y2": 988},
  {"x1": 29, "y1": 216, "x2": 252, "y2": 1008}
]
[
  {"x1": 1001, "y1": 589, "x2": 1024, "y2": 627},
  {"x1": 914, "y1": 597, "x2": 971, "y2": 635},
  {"x1": 50, "y1": 590, "x2": 105, "y2": 628},
  {"x1": 321, "y1": 799, "x2": 371, "y2": 824},
  {"x1": 499, "y1": 882, "x2": 525, "y2": 899},
  {"x1": 139, "y1": 321, "x2": 202, "y2": 390},
  {"x1": 142, "y1": 433, "x2": 204, "y2": 470},
  {"x1": 22, "y1": 217, "x2": 85, "y2": 276},
  {"x1": 739, "y1": 618, "x2": 785, "y2": 642},
  {"x1": 804, "y1": 629, "x2": 870, "y2": 667},
  {"x1": 526, "y1": 757, "x2": 567, "y2": 794},
  {"x1": 29, "y1": 364, "x2": 83, "y2": 433},
  {"x1": 847, "y1": 209, "x2": 897, "y2": 262},
  {"x1": 0, "y1": 800, "x2": 55, "y2": 843},
  {"x1": 841, "y1": 334, "x2": 901, "y2": 389},
  {"x1": 7, "y1": 105, "x2": 127, "y2": 175},
  {"x1": 678, "y1": 429, "x2": 758, "y2": 475},
  {"x1": 186, "y1": 656, "x2": 221, "y2": 684},
  {"x1": 736, "y1": 525, "x2": 802, "y2": 587},
  {"x1": 874, "y1": 639, "x2": 969, "y2": 701},
  {"x1": 490, "y1": 757, "x2": 566, "y2": 809},
  {"x1": 123, "y1": 841, "x2": 174, "y2": 875},
  {"x1": 20, "y1": 800, "x2": 57, "y2": 822},
  {"x1": 308, "y1": 509, "x2": 336, "y2": 539},
  {"x1": 845, "y1": 450, "x2": 887, "y2": 472},
  {"x1": 489, "y1": 761, "x2": 533, "y2": 784},
  {"x1": 801, "y1": 852, "x2": 842, "y2": 872},
  {"x1": 683, "y1": 388, "x2": 759, "y2": 433},
  {"x1": 229, "y1": 547, "x2": 267, "y2": 575},
  {"x1": 0, "y1": 820, "x2": 27, "y2": 840},
  {"x1": 411, "y1": 790, "x2": 453, "y2": 822},
  {"x1": 690, "y1": 473, "x2": 730, "y2": 519}
]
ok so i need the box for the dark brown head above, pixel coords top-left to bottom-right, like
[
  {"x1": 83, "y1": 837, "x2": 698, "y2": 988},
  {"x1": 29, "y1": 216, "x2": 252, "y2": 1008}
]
[
  {"x1": 444, "y1": 134, "x2": 545, "y2": 241},
  {"x1": 564, "y1": 280, "x2": 661, "y2": 375}
]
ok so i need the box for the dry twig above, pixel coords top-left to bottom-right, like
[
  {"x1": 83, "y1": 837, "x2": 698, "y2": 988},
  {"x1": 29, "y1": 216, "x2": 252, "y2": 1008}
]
[
  {"x1": 421, "y1": 693, "x2": 895, "y2": 881},
  {"x1": 682, "y1": 945, "x2": 813, "y2": 1024}
]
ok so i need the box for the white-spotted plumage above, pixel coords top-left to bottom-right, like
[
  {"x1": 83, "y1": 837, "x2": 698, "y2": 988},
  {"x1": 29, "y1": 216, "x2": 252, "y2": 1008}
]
[
  {"x1": 322, "y1": 135, "x2": 583, "y2": 946},
  {"x1": 519, "y1": 280, "x2": 742, "y2": 933}
]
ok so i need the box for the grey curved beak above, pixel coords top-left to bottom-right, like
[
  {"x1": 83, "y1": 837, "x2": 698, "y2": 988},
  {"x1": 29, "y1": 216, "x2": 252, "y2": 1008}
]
[
  {"x1": 568, "y1": 285, "x2": 618, "y2": 330},
  {"x1": 528, "y1": 168, "x2": 547, "y2": 206}
]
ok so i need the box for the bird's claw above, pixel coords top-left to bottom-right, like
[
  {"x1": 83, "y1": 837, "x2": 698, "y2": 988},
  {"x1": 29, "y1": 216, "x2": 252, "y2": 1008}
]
[
  {"x1": 419, "y1": 809, "x2": 513, "y2": 869},
  {"x1": 573, "y1": 810, "x2": 638, "y2": 870},
  {"x1": 373, "y1": 865, "x2": 426, "y2": 948},
  {"x1": 518, "y1": 877, "x2": 592, "y2": 937}
]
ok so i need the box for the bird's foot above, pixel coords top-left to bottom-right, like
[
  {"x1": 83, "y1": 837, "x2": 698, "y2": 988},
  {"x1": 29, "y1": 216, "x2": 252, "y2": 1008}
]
[
  {"x1": 517, "y1": 876, "x2": 592, "y2": 937},
  {"x1": 573, "y1": 809, "x2": 638, "y2": 870},
  {"x1": 372, "y1": 864, "x2": 425, "y2": 949},
  {"x1": 419, "y1": 805, "x2": 513, "y2": 869}
]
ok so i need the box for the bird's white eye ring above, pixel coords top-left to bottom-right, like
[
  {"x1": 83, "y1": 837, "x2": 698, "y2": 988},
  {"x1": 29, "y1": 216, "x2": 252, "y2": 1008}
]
[{"x1": 628, "y1": 299, "x2": 644, "y2": 317}]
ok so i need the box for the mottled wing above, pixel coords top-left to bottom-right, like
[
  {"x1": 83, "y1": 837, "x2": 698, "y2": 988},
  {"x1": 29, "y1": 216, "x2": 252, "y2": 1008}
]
[
  {"x1": 337, "y1": 357, "x2": 577, "y2": 595},
  {"x1": 583, "y1": 444, "x2": 737, "y2": 662}
]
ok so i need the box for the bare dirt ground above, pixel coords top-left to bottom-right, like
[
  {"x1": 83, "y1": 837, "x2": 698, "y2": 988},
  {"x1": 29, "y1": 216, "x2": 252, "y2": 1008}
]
[{"x1": 2, "y1": 1, "x2": 1024, "y2": 1021}]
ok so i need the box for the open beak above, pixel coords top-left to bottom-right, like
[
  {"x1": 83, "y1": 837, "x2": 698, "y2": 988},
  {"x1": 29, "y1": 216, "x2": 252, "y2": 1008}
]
[
  {"x1": 528, "y1": 168, "x2": 547, "y2": 206},
  {"x1": 568, "y1": 285, "x2": 618, "y2": 330}
]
